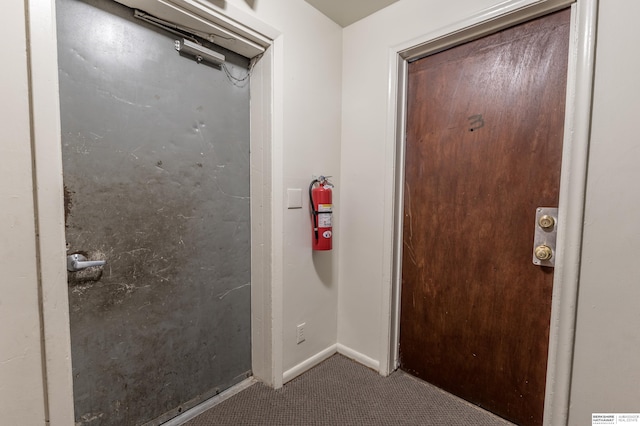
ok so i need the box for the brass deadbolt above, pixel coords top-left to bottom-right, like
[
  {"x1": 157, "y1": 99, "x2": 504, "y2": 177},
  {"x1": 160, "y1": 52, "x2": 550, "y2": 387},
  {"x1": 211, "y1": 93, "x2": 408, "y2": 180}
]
[
  {"x1": 538, "y1": 215, "x2": 555, "y2": 229},
  {"x1": 534, "y1": 245, "x2": 553, "y2": 261}
]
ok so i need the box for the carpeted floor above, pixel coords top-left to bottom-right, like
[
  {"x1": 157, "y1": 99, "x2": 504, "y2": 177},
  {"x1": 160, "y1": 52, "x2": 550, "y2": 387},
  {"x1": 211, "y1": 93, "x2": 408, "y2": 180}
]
[{"x1": 183, "y1": 354, "x2": 513, "y2": 425}]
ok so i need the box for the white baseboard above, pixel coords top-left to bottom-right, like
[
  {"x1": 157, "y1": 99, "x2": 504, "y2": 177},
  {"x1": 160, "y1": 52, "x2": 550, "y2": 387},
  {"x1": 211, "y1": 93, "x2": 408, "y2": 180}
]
[
  {"x1": 282, "y1": 344, "x2": 337, "y2": 384},
  {"x1": 336, "y1": 343, "x2": 380, "y2": 372},
  {"x1": 162, "y1": 377, "x2": 256, "y2": 426}
]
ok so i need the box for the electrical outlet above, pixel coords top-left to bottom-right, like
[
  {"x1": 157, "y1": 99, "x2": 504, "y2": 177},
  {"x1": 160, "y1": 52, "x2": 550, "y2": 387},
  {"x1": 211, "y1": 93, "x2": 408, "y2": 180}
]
[{"x1": 296, "y1": 323, "x2": 306, "y2": 344}]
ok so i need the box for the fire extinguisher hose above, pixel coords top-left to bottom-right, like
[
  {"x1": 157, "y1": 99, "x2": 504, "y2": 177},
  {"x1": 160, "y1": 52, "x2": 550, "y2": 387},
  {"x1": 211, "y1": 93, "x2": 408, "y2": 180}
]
[{"x1": 309, "y1": 179, "x2": 319, "y2": 242}]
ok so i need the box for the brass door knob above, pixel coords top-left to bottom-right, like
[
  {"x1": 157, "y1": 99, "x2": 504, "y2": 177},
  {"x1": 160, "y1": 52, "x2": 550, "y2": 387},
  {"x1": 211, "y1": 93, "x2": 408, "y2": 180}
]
[
  {"x1": 538, "y1": 215, "x2": 555, "y2": 229},
  {"x1": 534, "y1": 245, "x2": 553, "y2": 261}
]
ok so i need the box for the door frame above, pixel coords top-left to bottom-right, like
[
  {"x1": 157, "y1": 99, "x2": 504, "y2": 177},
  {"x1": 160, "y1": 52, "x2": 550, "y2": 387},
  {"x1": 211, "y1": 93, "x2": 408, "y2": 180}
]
[
  {"x1": 27, "y1": 1, "x2": 284, "y2": 423},
  {"x1": 381, "y1": 0, "x2": 597, "y2": 424}
]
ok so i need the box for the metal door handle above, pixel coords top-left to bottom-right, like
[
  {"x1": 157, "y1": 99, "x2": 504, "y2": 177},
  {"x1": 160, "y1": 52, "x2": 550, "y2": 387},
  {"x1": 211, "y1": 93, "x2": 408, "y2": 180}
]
[
  {"x1": 67, "y1": 254, "x2": 106, "y2": 272},
  {"x1": 534, "y1": 244, "x2": 553, "y2": 261}
]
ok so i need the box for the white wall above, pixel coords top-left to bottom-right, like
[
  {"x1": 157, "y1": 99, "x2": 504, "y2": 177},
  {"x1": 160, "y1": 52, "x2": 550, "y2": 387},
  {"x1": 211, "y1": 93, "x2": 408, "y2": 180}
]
[
  {"x1": 3, "y1": 0, "x2": 342, "y2": 421},
  {"x1": 16, "y1": 2, "x2": 340, "y2": 419},
  {"x1": 338, "y1": 0, "x2": 513, "y2": 370},
  {"x1": 222, "y1": 0, "x2": 343, "y2": 377},
  {"x1": 568, "y1": 1, "x2": 640, "y2": 424},
  {"x1": 13, "y1": 0, "x2": 640, "y2": 422},
  {"x1": 0, "y1": 1, "x2": 47, "y2": 425},
  {"x1": 340, "y1": 0, "x2": 640, "y2": 423}
]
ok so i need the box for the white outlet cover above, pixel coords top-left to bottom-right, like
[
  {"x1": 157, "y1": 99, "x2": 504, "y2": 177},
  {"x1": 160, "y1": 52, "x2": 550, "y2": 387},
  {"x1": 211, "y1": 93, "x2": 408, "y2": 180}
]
[
  {"x1": 296, "y1": 322, "x2": 306, "y2": 344},
  {"x1": 287, "y1": 188, "x2": 303, "y2": 209}
]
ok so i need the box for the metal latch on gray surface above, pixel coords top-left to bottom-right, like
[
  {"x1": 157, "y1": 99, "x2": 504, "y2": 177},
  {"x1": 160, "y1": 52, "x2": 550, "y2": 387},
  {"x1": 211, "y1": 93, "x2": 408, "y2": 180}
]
[
  {"x1": 532, "y1": 207, "x2": 558, "y2": 267},
  {"x1": 67, "y1": 253, "x2": 106, "y2": 272}
]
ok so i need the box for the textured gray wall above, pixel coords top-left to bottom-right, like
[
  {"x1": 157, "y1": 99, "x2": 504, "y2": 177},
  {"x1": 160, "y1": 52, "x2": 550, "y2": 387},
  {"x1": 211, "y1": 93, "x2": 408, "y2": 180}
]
[{"x1": 56, "y1": 0, "x2": 251, "y2": 423}]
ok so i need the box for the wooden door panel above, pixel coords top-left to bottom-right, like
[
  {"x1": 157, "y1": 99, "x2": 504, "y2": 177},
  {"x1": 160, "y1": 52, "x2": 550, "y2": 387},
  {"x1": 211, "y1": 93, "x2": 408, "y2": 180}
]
[{"x1": 399, "y1": 9, "x2": 570, "y2": 426}]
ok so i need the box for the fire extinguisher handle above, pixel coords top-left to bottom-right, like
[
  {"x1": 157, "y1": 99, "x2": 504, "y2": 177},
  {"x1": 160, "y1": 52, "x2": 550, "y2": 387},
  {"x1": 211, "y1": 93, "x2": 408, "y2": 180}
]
[{"x1": 309, "y1": 179, "x2": 319, "y2": 242}]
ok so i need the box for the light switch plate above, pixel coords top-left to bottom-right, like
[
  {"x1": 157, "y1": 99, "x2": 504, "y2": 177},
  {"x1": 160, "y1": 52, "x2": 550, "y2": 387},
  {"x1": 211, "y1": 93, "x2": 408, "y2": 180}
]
[{"x1": 287, "y1": 188, "x2": 302, "y2": 209}]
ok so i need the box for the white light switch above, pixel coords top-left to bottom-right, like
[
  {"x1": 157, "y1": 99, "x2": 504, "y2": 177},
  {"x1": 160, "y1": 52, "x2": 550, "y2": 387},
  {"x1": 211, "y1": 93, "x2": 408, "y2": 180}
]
[{"x1": 287, "y1": 188, "x2": 302, "y2": 209}]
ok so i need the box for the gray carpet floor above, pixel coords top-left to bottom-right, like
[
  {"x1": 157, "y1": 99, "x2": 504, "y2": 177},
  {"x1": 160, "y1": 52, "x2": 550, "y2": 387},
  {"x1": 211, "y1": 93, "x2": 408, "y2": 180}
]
[{"x1": 184, "y1": 354, "x2": 514, "y2": 425}]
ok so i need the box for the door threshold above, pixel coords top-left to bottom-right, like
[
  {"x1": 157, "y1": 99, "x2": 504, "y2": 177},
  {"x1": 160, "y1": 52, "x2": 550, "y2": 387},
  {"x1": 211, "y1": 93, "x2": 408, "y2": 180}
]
[{"x1": 160, "y1": 377, "x2": 257, "y2": 426}]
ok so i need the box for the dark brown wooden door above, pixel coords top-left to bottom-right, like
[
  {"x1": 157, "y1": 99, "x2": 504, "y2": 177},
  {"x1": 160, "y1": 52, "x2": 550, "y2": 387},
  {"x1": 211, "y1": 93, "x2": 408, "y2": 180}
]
[{"x1": 399, "y1": 9, "x2": 570, "y2": 426}]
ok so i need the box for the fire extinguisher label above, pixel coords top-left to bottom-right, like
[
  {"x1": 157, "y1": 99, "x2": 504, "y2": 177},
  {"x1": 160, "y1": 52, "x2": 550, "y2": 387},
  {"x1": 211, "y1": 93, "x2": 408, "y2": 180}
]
[
  {"x1": 323, "y1": 230, "x2": 332, "y2": 238},
  {"x1": 318, "y1": 213, "x2": 332, "y2": 228},
  {"x1": 318, "y1": 203, "x2": 332, "y2": 212}
]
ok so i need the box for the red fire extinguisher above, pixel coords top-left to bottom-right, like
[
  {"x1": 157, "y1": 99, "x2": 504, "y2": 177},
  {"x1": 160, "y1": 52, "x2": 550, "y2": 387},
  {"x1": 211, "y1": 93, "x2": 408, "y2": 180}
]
[{"x1": 309, "y1": 176, "x2": 333, "y2": 251}]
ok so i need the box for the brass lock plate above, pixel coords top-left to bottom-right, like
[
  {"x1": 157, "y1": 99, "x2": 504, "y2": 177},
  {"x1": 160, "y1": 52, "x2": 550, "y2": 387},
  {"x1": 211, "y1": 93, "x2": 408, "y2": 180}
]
[{"x1": 532, "y1": 207, "x2": 558, "y2": 267}]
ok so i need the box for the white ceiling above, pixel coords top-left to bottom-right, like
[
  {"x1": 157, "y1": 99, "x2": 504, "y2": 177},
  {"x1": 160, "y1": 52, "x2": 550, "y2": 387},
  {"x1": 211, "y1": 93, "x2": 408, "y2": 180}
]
[{"x1": 303, "y1": 0, "x2": 400, "y2": 27}]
